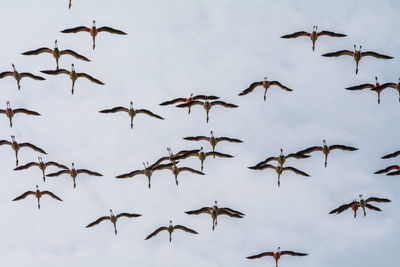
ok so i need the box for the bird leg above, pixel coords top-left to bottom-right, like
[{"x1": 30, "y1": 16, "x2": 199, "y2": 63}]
[
  {"x1": 147, "y1": 176, "x2": 151, "y2": 189},
  {"x1": 71, "y1": 80, "x2": 76, "y2": 95},
  {"x1": 69, "y1": 0, "x2": 71, "y2": 9},
  {"x1": 377, "y1": 91, "x2": 381, "y2": 104},
  {"x1": 130, "y1": 117, "x2": 134, "y2": 129},
  {"x1": 324, "y1": 154, "x2": 328, "y2": 168},
  {"x1": 56, "y1": 58, "x2": 59, "y2": 70},
  {"x1": 206, "y1": 110, "x2": 210, "y2": 123},
  {"x1": 188, "y1": 106, "x2": 191, "y2": 114},
  {"x1": 275, "y1": 259, "x2": 278, "y2": 267},
  {"x1": 169, "y1": 232, "x2": 172, "y2": 242},
  {"x1": 312, "y1": 40, "x2": 316, "y2": 51},
  {"x1": 9, "y1": 117, "x2": 12, "y2": 128},
  {"x1": 92, "y1": 36, "x2": 96, "y2": 50},
  {"x1": 200, "y1": 159, "x2": 204, "y2": 171},
  {"x1": 73, "y1": 177, "x2": 76, "y2": 188},
  {"x1": 277, "y1": 173, "x2": 281, "y2": 187},
  {"x1": 42, "y1": 169, "x2": 46, "y2": 182},
  {"x1": 15, "y1": 150, "x2": 19, "y2": 166},
  {"x1": 37, "y1": 198, "x2": 41, "y2": 209},
  {"x1": 174, "y1": 174, "x2": 179, "y2": 186},
  {"x1": 113, "y1": 222, "x2": 117, "y2": 235},
  {"x1": 355, "y1": 61, "x2": 359, "y2": 75},
  {"x1": 363, "y1": 207, "x2": 366, "y2": 216}
]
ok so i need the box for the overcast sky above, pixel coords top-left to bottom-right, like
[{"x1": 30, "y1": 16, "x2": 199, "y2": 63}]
[{"x1": 0, "y1": 0, "x2": 399, "y2": 266}]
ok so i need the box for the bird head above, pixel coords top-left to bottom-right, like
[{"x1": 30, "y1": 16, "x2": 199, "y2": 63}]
[
  {"x1": 359, "y1": 194, "x2": 363, "y2": 199},
  {"x1": 71, "y1": 64, "x2": 75, "y2": 71},
  {"x1": 92, "y1": 20, "x2": 96, "y2": 27},
  {"x1": 264, "y1": 76, "x2": 268, "y2": 81},
  {"x1": 36, "y1": 185, "x2": 39, "y2": 190},
  {"x1": 277, "y1": 247, "x2": 281, "y2": 252},
  {"x1": 11, "y1": 64, "x2": 16, "y2": 71},
  {"x1": 280, "y1": 148, "x2": 283, "y2": 155},
  {"x1": 6, "y1": 101, "x2": 10, "y2": 108},
  {"x1": 11, "y1": 135, "x2": 15, "y2": 141}
]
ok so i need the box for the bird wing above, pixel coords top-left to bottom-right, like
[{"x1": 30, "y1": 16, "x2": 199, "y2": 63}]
[
  {"x1": 41, "y1": 191, "x2": 63, "y2": 201},
  {"x1": 45, "y1": 161, "x2": 69, "y2": 169},
  {"x1": 238, "y1": 81, "x2": 263, "y2": 96},
  {"x1": 86, "y1": 216, "x2": 110, "y2": 228},
  {"x1": 61, "y1": 26, "x2": 90, "y2": 33},
  {"x1": 115, "y1": 169, "x2": 145, "y2": 178},
  {"x1": 185, "y1": 207, "x2": 212, "y2": 215},
  {"x1": 215, "y1": 137, "x2": 243, "y2": 143},
  {"x1": 0, "y1": 109, "x2": 5, "y2": 114},
  {"x1": 20, "y1": 73, "x2": 45, "y2": 80},
  {"x1": 322, "y1": 50, "x2": 354, "y2": 57},
  {"x1": 381, "y1": 150, "x2": 400, "y2": 159},
  {"x1": 210, "y1": 101, "x2": 238, "y2": 108},
  {"x1": 76, "y1": 169, "x2": 103, "y2": 176},
  {"x1": 152, "y1": 156, "x2": 171, "y2": 167},
  {"x1": 282, "y1": 167, "x2": 310, "y2": 176},
  {"x1": 116, "y1": 213, "x2": 142, "y2": 219},
  {"x1": 217, "y1": 210, "x2": 243, "y2": 218},
  {"x1": 253, "y1": 156, "x2": 279, "y2": 167},
  {"x1": 173, "y1": 225, "x2": 198, "y2": 234},
  {"x1": 22, "y1": 47, "x2": 53, "y2": 55},
  {"x1": 270, "y1": 81, "x2": 293, "y2": 91},
  {"x1": 183, "y1": 136, "x2": 209, "y2": 141},
  {"x1": 99, "y1": 107, "x2": 129, "y2": 113},
  {"x1": 0, "y1": 140, "x2": 12, "y2": 146},
  {"x1": 205, "y1": 151, "x2": 233, "y2": 158},
  {"x1": 286, "y1": 153, "x2": 310, "y2": 159},
  {"x1": 178, "y1": 167, "x2": 205, "y2": 175},
  {"x1": 77, "y1": 73, "x2": 105, "y2": 84},
  {"x1": 248, "y1": 164, "x2": 275, "y2": 170},
  {"x1": 361, "y1": 51, "x2": 393, "y2": 59},
  {"x1": 172, "y1": 152, "x2": 198, "y2": 161},
  {"x1": 365, "y1": 203, "x2": 382, "y2": 211},
  {"x1": 219, "y1": 207, "x2": 245, "y2": 216},
  {"x1": 151, "y1": 163, "x2": 173, "y2": 171},
  {"x1": 0, "y1": 71, "x2": 14, "y2": 78},
  {"x1": 296, "y1": 146, "x2": 322, "y2": 154},
  {"x1": 159, "y1": 98, "x2": 185, "y2": 105},
  {"x1": 14, "y1": 162, "x2": 39, "y2": 170},
  {"x1": 329, "y1": 145, "x2": 358, "y2": 151},
  {"x1": 281, "y1": 31, "x2": 310, "y2": 38},
  {"x1": 317, "y1": 31, "x2": 346, "y2": 37},
  {"x1": 13, "y1": 108, "x2": 40, "y2": 116},
  {"x1": 46, "y1": 169, "x2": 70, "y2": 177},
  {"x1": 374, "y1": 165, "x2": 399, "y2": 174},
  {"x1": 194, "y1": 95, "x2": 220, "y2": 100},
  {"x1": 12, "y1": 191, "x2": 35, "y2": 201},
  {"x1": 60, "y1": 50, "x2": 90, "y2": 61},
  {"x1": 280, "y1": 251, "x2": 308, "y2": 256},
  {"x1": 176, "y1": 101, "x2": 204, "y2": 108},
  {"x1": 329, "y1": 202, "x2": 353, "y2": 214},
  {"x1": 387, "y1": 170, "x2": 400, "y2": 176},
  {"x1": 19, "y1": 143, "x2": 47, "y2": 154},
  {"x1": 135, "y1": 109, "x2": 164, "y2": 119},
  {"x1": 246, "y1": 252, "x2": 274, "y2": 259},
  {"x1": 372, "y1": 83, "x2": 397, "y2": 92},
  {"x1": 41, "y1": 69, "x2": 70, "y2": 75},
  {"x1": 365, "y1": 197, "x2": 391, "y2": 203},
  {"x1": 345, "y1": 84, "x2": 374, "y2": 90},
  {"x1": 145, "y1": 227, "x2": 168, "y2": 240},
  {"x1": 98, "y1": 26, "x2": 127, "y2": 35},
  {"x1": 176, "y1": 149, "x2": 200, "y2": 156}
]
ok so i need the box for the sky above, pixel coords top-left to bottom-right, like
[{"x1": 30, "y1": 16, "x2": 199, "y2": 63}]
[{"x1": 0, "y1": 0, "x2": 399, "y2": 266}]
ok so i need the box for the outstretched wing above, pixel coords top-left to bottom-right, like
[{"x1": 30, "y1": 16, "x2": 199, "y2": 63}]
[
  {"x1": 13, "y1": 108, "x2": 40, "y2": 116},
  {"x1": 0, "y1": 71, "x2": 14, "y2": 78},
  {"x1": 280, "y1": 251, "x2": 308, "y2": 256},
  {"x1": 345, "y1": 84, "x2": 374, "y2": 90},
  {"x1": 217, "y1": 210, "x2": 243, "y2": 218},
  {"x1": 173, "y1": 225, "x2": 198, "y2": 234},
  {"x1": 322, "y1": 50, "x2": 354, "y2": 57},
  {"x1": 135, "y1": 109, "x2": 164, "y2": 120},
  {"x1": 365, "y1": 203, "x2": 382, "y2": 211},
  {"x1": 317, "y1": 31, "x2": 346, "y2": 37},
  {"x1": 116, "y1": 213, "x2": 142, "y2": 219},
  {"x1": 76, "y1": 169, "x2": 103, "y2": 176},
  {"x1": 41, "y1": 69, "x2": 70, "y2": 75},
  {"x1": 77, "y1": 73, "x2": 104, "y2": 84},
  {"x1": 41, "y1": 191, "x2": 63, "y2": 201},
  {"x1": 210, "y1": 101, "x2": 238, "y2": 108},
  {"x1": 372, "y1": 83, "x2": 397, "y2": 92},
  {"x1": 86, "y1": 216, "x2": 110, "y2": 228},
  {"x1": 99, "y1": 107, "x2": 129, "y2": 113},
  {"x1": 46, "y1": 169, "x2": 70, "y2": 177},
  {"x1": 296, "y1": 146, "x2": 322, "y2": 154},
  {"x1": 60, "y1": 50, "x2": 90, "y2": 61},
  {"x1": 281, "y1": 31, "x2": 310, "y2": 38},
  {"x1": 365, "y1": 197, "x2": 391, "y2": 203},
  {"x1": 0, "y1": 140, "x2": 12, "y2": 146},
  {"x1": 12, "y1": 191, "x2": 34, "y2": 201},
  {"x1": 159, "y1": 98, "x2": 185, "y2": 106},
  {"x1": 329, "y1": 203, "x2": 352, "y2": 214},
  {"x1": 45, "y1": 161, "x2": 69, "y2": 169},
  {"x1": 270, "y1": 81, "x2": 293, "y2": 91},
  {"x1": 61, "y1": 26, "x2": 90, "y2": 33},
  {"x1": 239, "y1": 81, "x2": 263, "y2": 96},
  {"x1": 219, "y1": 207, "x2": 244, "y2": 216},
  {"x1": 215, "y1": 137, "x2": 243, "y2": 143},
  {"x1": 185, "y1": 207, "x2": 212, "y2": 215},
  {"x1": 246, "y1": 252, "x2": 274, "y2": 259},
  {"x1": 115, "y1": 169, "x2": 145, "y2": 179},
  {"x1": 193, "y1": 95, "x2": 219, "y2": 100},
  {"x1": 183, "y1": 136, "x2": 209, "y2": 142},
  {"x1": 248, "y1": 164, "x2": 275, "y2": 170},
  {"x1": 145, "y1": 226, "x2": 168, "y2": 240},
  {"x1": 374, "y1": 165, "x2": 399, "y2": 174},
  {"x1": 381, "y1": 150, "x2": 400, "y2": 159},
  {"x1": 20, "y1": 73, "x2": 45, "y2": 80},
  {"x1": 205, "y1": 152, "x2": 233, "y2": 158},
  {"x1": 176, "y1": 101, "x2": 204, "y2": 108},
  {"x1": 178, "y1": 167, "x2": 205, "y2": 175},
  {"x1": 387, "y1": 170, "x2": 400, "y2": 176},
  {"x1": 19, "y1": 143, "x2": 47, "y2": 154},
  {"x1": 282, "y1": 167, "x2": 310, "y2": 176},
  {"x1": 14, "y1": 162, "x2": 38, "y2": 170},
  {"x1": 361, "y1": 51, "x2": 393, "y2": 59},
  {"x1": 22, "y1": 47, "x2": 53, "y2": 55},
  {"x1": 329, "y1": 145, "x2": 358, "y2": 151},
  {"x1": 98, "y1": 26, "x2": 127, "y2": 35}
]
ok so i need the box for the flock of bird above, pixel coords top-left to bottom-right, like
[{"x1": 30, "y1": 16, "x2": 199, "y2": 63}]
[{"x1": 0, "y1": 2, "x2": 397, "y2": 266}]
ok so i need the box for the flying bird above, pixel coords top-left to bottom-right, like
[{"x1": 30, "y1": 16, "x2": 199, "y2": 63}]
[
  {"x1": 281, "y1": 25, "x2": 346, "y2": 51},
  {"x1": 0, "y1": 135, "x2": 46, "y2": 166},
  {"x1": 86, "y1": 209, "x2": 141, "y2": 235},
  {"x1": 345, "y1": 77, "x2": 384, "y2": 104},
  {"x1": 371, "y1": 78, "x2": 400, "y2": 103},
  {"x1": 99, "y1": 101, "x2": 164, "y2": 129},
  {"x1": 41, "y1": 63, "x2": 104, "y2": 95},
  {"x1": 185, "y1": 201, "x2": 244, "y2": 230},
  {"x1": 145, "y1": 220, "x2": 198, "y2": 242},
  {"x1": 249, "y1": 163, "x2": 309, "y2": 187},
  {"x1": 250, "y1": 148, "x2": 309, "y2": 169},
  {"x1": 12, "y1": 185, "x2": 62, "y2": 209},
  {"x1": 0, "y1": 64, "x2": 45, "y2": 90},
  {"x1": 381, "y1": 149, "x2": 400, "y2": 159},
  {"x1": 22, "y1": 40, "x2": 90, "y2": 70},
  {"x1": 46, "y1": 162, "x2": 102, "y2": 188},
  {"x1": 0, "y1": 101, "x2": 40, "y2": 127},
  {"x1": 160, "y1": 94, "x2": 219, "y2": 114},
  {"x1": 322, "y1": 45, "x2": 393, "y2": 74},
  {"x1": 61, "y1": 20, "x2": 127, "y2": 49},
  {"x1": 329, "y1": 194, "x2": 391, "y2": 218},
  {"x1": 177, "y1": 98, "x2": 238, "y2": 123},
  {"x1": 115, "y1": 162, "x2": 173, "y2": 189},
  {"x1": 239, "y1": 77, "x2": 293, "y2": 101},
  {"x1": 247, "y1": 247, "x2": 308, "y2": 267},
  {"x1": 183, "y1": 131, "x2": 242, "y2": 157},
  {"x1": 297, "y1": 140, "x2": 358, "y2": 167},
  {"x1": 14, "y1": 156, "x2": 68, "y2": 182},
  {"x1": 375, "y1": 165, "x2": 400, "y2": 176}
]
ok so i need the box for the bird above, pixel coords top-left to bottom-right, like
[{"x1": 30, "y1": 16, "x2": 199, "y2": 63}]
[
  {"x1": 115, "y1": 162, "x2": 173, "y2": 189},
  {"x1": 247, "y1": 247, "x2": 308, "y2": 267},
  {"x1": 172, "y1": 146, "x2": 233, "y2": 171},
  {"x1": 14, "y1": 156, "x2": 68, "y2": 182},
  {"x1": 371, "y1": 78, "x2": 400, "y2": 103},
  {"x1": 345, "y1": 77, "x2": 384, "y2": 104},
  {"x1": 250, "y1": 148, "x2": 309, "y2": 169},
  {"x1": 375, "y1": 165, "x2": 400, "y2": 176},
  {"x1": 41, "y1": 63, "x2": 104, "y2": 95},
  {"x1": 185, "y1": 201, "x2": 244, "y2": 230},
  {"x1": 22, "y1": 40, "x2": 90, "y2": 70},
  {"x1": 322, "y1": 45, "x2": 393, "y2": 74},
  {"x1": 99, "y1": 101, "x2": 164, "y2": 129},
  {"x1": 0, "y1": 101, "x2": 40, "y2": 127},
  {"x1": 61, "y1": 20, "x2": 127, "y2": 49},
  {"x1": 160, "y1": 94, "x2": 220, "y2": 114},
  {"x1": 160, "y1": 161, "x2": 205, "y2": 186},
  {"x1": 152, "y1": 147, "x2": 200, "y2": 166},
  {"x1": 248, "y1": 163, "x2": 309, "y2": 187},
  {"x1": 281, "y1": 25, "x2": 346, "y2": 51},
  {"x1": 145, "y1": 220, "x2": 198, "y2": 242},
  {"x1": 239, "y1": 77, "x2": 293, "y2": 101},
  {"x1": 12, "y1": 185, "x2": 62, "y2": 209},
  {"x1": 296, "y1": 140, "x2": 358, "y2": 167},
  {"x1": 329, "y1": 194, "x2": 391, "y2": 218},
  {"x1": 86, "y1": 209, "x2": 142, "y2": 235},
  {"x1": 183, "y1": 131, "x2": 242, "y2": 157},
  {"x1": 0, "y1": 135, "x2": 46, "y2": 166},
  {"x1": 0, "y1": 64, "x2": 45, "y2": 90},
  {"x1": 381, "y1": 149, "x2": 400, "y2": 159},
  {"x1": 46, "y1": 162, "x2": 102, "y2": 188},
  {"x1": 176, "y1": 98, "x2": 238, "y2": 123}
]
